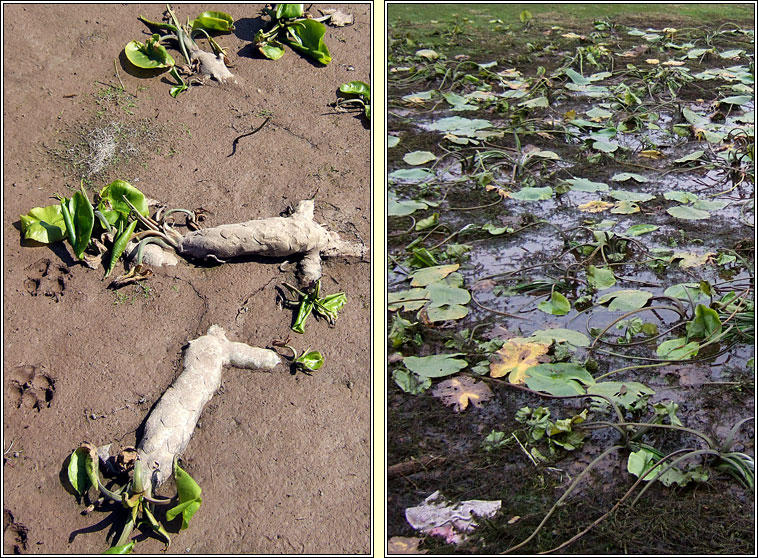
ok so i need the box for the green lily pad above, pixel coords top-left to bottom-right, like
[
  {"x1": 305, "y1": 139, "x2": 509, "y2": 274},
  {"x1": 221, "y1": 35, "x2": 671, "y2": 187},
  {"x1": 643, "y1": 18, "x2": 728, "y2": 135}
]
[
  {"x1": 564, "y1": 177, "x2": 609, "y2": 192},
  {"x1": 666, "y1": 205, "x2": 711, "y2": 220},
  {"x1": 388, "y1": 135, "x2": 400, "y2": 148},
  {"x1": 393, "y1": 368, "x2": 431, "y2": 394},
  {"x1": 664, "y1": 191, "x2": 699, "y2": 204},
  {"x1": 674, "y1": 150, "x2": 706, "y2": 164},
  {"x1": 609, "y1": 190, "x2": 656, "y2": 203},
  {"x1": 587, "y1": 266, "x2": 616, "y2": 290},
  {"x1": 526, "y1": 328, "x2": 590, "y2": 348},
  {"x1": 403, "y1": 353, "x2": 468, "y2": 378},
  {"x1": 657, "y1": 337, "x2": 699, "y2": 360},
  {"x1": 524, "y1": 363, "x2": 595, "y2": 396},
  {"x1": 388, "y1": 168, "x2": 435, "y2": 182},
  {"x1": 625, "y1": 224, "x2": 658, "y2": 236},
  {"x1": 388, "y1": 192, "x2": 428, "y2": 216},
  {"x1": 587, "y1": 381, "x2": 655, "y2": 409},
  {"x1": 409, "y1": 264, "x2": 460, "y2": 287},
  {"x1": 597, "y1": 289, "x2": 653, "y2": 311},
  {"x1": 403, "y1": 151, "x2": 437, "y2": 165},
  {"x1": 610, "y1": 172, "x2": 648, "y2": 183},
  {"x1": 510, "y1": 186, "x2": 553, "y2": 201}
]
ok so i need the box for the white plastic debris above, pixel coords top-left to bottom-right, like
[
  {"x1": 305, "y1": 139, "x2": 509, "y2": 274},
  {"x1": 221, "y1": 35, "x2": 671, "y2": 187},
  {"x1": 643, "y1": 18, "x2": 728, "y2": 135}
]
[{"x1": 405, "y1": 491, "x2": 502, "y2": 544}]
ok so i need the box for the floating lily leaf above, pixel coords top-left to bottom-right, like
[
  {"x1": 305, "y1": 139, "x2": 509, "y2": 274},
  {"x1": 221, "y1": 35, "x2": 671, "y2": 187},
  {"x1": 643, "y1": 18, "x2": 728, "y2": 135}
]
[
  {"x1": 432, "y1": 376, "x2": 493, "y2": 412},
  {"x1": 519, "y1": 96, "x2": 549, "y2": 108},
  {"x1": 510, "y1": 186, "x2": 553, "y2": 201},
  {"x1": 20, "y1": 204, "x2": 66, "y2": 244},
  {"x1": 393, "y1": 368, "x2": 431, "y2": 394},
  {"x1": 402, "y1": 90, "x2": 436, "y2": 103},
  {"x1": 664, "y1": 283, "x2": 707, "y2": 302},
  {"x1": 409, "y1": 264, "x2": 459, "y2": 286},
  {"x1": 124, "y1": 35, "x2": 175, "y2": 69},
  {"x1": 524, "y1": 363, "x2": 595, "y2": 396},
  {"x1": 674, "y1": 150, "x2": 706, "y2": 164},
  {"x1": 625, "y1": 224, "x2": 658, "y2": 236},
  {"x1": 610, "y1": 172, "x2": 648, "y2": 183},
  {"x1": 388, "y1": 288, "x2": 428, "y2": 311},
  {"x1": 428, "y1": 116, "x2": 493, "y2": 137},
  {"x1": 388, "y1": 168, "x2": 434, "y2": 183},
  {"x1": 538, "y1": 291, "x2": 571, "y2": 315},
  {"x1": 564, "y1": 177, "x2": 609, "y2": 192},
  {"x1": 526, "y1": 328, "x2": 590, "y2": 348},
  {"x1": 403, "y1": 151, "x2": 437, "y2": 165},
  {"x1": 592, "y1": 139, "x2": 620, "y2": 153},
  {"x1": 482, "y1": 222, "x2": 511, "y2": 235},
  {"x1": 388, "y1": 192, "x2": 428, "y2": 216},
  {"x1": 693, "y1": 199, "x2": 729, "y2": 211},
  {"x1": 664, "y1": 191, "x2": 699, "y2": 204},
  {"x1": 490, "y1": 340, "x2": 550, "y2": 383},
  {"x1": 565, "y1": 68, "x2": 590, "y2": 85},
  {"x1": 609, "y1": 190, "x2": 656, "y2": 203},
  {"x1": 719, "y1": 94, "x2": 751, "y2": 106},
  {"x1": 597, "y1": 289, "x2": 653, "y2": 311},
  {"x1": 388, "y1": 135, "x2": 400, "y2": 148},
  {"x1": 657, "y1": 337, "x2": 699, "y2": 360},
  {"x1": 404, "y1": 353, "x2": 468, "y2": 378},
  {"x1": 587, "y1": 381, "x2": 655, "y2": 409},
  {"x1": 611, "y1": 200, "x2": 640, "y2": 214},
  {"x1": 666, "y1": 205, "x2": 711, "y2": 220},
  {"x1": 587, "y1": 266, "x2": 616, "y2": 290},
  {"x1": 586, "y1": 106, "x2": 613, "y2": 119}
]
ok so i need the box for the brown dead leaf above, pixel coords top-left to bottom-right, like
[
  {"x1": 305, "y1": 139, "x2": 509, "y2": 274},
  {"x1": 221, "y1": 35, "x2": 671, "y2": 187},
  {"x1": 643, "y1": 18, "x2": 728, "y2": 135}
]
[
  {"x1": 432, "y1": 376, "x2": 493, "y2": 412},
  {"x1": 485, "y1": 184, "x2": 511, "y2": 199},
  {"x1": 490, "y1": 340, "x2": 550, "y2": 383},
  {"x1": 472, "y1": 279, "x2": 497, "y2": 292},
  {"x1": 320, "y1": 9, "x2": 354, "y2": 26},
  {"x1": 388, "y1": 536, "x2": 427, "y2": 554}
]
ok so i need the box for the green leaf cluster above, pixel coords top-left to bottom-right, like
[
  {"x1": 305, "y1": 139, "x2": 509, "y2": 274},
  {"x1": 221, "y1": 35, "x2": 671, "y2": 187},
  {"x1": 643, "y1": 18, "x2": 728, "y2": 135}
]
[{"x1": 255, "y1": 4, "x2": 331, "y2": 65}]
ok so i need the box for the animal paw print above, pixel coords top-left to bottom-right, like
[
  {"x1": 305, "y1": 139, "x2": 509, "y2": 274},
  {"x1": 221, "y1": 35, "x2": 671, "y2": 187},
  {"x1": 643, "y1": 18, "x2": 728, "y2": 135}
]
[
  {"x1": 10, "y1": 364, "x2": 55, "y2": 411},
  {"x1": 24, "y1": 258, "x2": 69, "y2": 301}
]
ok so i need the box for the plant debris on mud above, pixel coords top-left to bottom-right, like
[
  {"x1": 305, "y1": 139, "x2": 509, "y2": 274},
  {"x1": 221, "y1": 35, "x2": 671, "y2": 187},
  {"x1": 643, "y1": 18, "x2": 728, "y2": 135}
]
[{"x1": 387, "y1": 7, "x2": 754, "y2": 555}]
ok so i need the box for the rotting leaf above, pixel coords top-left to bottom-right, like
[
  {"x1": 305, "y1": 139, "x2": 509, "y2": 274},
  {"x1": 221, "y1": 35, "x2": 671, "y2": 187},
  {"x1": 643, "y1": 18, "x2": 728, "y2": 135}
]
[
  {"x1": 388, "y1": 536, "x2": 427, "y2": 555},
  {"x1": 432, "y1": 376, "x2": 493, "y2": 412},
  {"x1": 490, "y1": 340, "x2": 549, "y2": 383}
]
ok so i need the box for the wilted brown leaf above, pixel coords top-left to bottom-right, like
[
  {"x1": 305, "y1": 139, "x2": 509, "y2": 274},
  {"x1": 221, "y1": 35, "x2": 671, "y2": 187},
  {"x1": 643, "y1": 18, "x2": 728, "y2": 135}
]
[
  {"x1": 490, "y1": 340, "x2": 550, "y2": 383},
  {"x1": 432, "y1": 376, "x2": 493, "y2": 412},
  {"x1": 320, "y1": 9, "x2": 354, "y2": 26}
]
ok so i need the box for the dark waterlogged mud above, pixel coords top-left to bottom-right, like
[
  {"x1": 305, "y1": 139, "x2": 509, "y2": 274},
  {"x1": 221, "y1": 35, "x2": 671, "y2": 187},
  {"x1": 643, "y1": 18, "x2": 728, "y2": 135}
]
[{"x1": 387, "y1": 9, "x2": 754, "y2": 554}]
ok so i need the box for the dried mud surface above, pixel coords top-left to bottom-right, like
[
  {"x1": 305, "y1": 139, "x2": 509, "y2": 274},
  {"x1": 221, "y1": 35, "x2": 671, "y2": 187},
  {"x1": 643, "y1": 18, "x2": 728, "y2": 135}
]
[{"x1": 3, "y1": 4, "x2": 370, "y2": 554}]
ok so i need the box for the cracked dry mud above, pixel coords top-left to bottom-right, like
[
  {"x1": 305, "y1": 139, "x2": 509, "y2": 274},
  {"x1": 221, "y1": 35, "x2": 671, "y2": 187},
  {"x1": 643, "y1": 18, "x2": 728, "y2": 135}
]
[{"x1": 3, "y1": 4, "x2": 370, "y2": 554}]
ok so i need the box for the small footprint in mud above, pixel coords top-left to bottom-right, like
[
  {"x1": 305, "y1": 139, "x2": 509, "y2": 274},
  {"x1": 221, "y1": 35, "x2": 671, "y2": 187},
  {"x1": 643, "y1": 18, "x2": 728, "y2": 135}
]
[
  {"x1": 3, "y1": 509, "x2": 29, "y2": 553},
  {"x1": 10, "y1": 364, "x2": 56, "y2": 411},
  {"x1": 24, "y1": 258, "x2": 69, "y2": 301}
]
